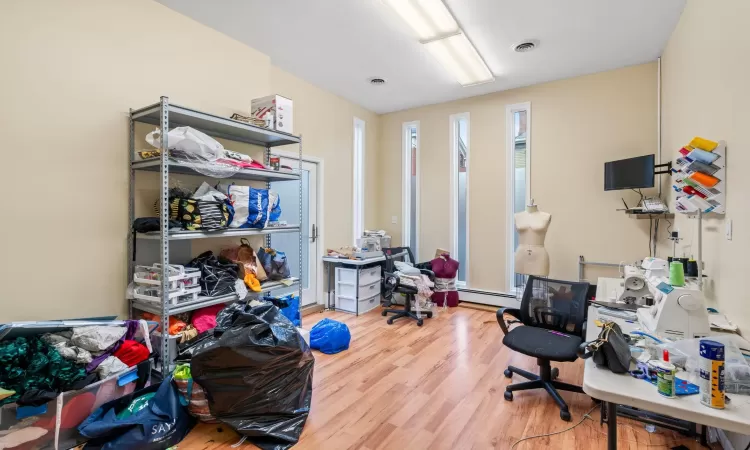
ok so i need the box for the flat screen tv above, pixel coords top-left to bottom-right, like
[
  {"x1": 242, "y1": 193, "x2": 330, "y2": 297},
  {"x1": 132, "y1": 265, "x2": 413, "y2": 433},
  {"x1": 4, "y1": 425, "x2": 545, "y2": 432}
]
[{"x1": 604, "y1": 154, "x2": 655, "y2": 191}]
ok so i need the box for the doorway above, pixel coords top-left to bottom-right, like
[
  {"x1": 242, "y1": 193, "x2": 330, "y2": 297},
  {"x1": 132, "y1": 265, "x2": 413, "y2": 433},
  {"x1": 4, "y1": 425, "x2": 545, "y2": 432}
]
[{"x1": 270, "y1": 155, "x2": 321, "y2": 307}]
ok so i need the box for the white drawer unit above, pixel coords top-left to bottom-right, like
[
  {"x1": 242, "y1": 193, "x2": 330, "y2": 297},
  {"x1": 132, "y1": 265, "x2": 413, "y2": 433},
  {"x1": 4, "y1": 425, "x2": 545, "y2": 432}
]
[{"x1": 334, "y1": 266, "x2": 382, "y2": 315}]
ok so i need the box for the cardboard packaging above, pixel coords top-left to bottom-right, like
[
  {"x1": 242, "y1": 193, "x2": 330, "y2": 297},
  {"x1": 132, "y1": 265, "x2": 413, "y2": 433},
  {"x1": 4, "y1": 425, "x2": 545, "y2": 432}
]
[{"x1": 251, "y1": 94, "x2": 293, "y2": 134}]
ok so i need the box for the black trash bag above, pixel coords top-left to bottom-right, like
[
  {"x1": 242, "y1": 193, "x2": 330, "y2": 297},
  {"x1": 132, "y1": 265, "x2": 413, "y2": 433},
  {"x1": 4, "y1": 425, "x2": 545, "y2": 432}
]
[
  {"x1": 191, "y1": 302, "x2": 314, "y2": 450},
  {"x1": 186, "y1": 251, "x2": 239, "y2": 297}
]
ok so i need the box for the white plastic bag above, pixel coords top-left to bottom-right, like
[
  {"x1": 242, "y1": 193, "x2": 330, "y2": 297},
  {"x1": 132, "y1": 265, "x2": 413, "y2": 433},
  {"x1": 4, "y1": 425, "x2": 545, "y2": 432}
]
[{"x1": 146, "y1": 126, "x2": 224, "y2": 161}]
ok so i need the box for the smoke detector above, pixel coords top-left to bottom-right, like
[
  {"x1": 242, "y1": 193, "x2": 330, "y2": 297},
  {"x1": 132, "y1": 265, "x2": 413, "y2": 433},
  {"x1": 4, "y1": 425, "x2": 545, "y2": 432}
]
[
  {"x1": 513, "y1": 40, "x2": 539, "y2": 53},
  {"x1": 368, "y1": 77, "x2": 387, "y2": 85}
]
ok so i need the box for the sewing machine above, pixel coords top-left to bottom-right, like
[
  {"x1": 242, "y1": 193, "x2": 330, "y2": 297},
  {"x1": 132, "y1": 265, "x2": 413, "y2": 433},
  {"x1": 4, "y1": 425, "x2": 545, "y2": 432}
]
[
  {"x1": 630, "y1": 261, "x2": 711, "y2": 340},
  {"x1": 618, "y1": 265, "x2": 652, "y2": 305}
]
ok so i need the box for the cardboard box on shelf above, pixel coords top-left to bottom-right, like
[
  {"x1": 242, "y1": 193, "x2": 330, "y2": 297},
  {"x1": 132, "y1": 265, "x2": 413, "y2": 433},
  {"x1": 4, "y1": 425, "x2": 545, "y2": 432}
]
[{"x1": 251, "y1": 94, "x2": 293, "y2": 134}]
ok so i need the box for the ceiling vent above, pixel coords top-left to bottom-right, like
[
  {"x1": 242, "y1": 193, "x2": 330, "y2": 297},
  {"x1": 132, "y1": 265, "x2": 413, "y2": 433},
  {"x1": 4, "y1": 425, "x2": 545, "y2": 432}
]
[
  {"x1": 513, "y1": 40, "x2": 538, "y2": 53},
  {"x1": 369, "y1": 77, "x2": 387, "y2": 85}
]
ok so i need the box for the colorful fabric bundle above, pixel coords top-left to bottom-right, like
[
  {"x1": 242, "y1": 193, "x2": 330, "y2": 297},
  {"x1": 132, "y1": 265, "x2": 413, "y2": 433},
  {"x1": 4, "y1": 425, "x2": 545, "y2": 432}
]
[
  {"x1": 113, "y1": 341, "x2": 150, "y2": 368},
  {"x1": 0, "y1": 336, "x2": 87, "y2": 406},
  {"x1": 191, "y1": 304, "x2": 226, "y2": 334}
]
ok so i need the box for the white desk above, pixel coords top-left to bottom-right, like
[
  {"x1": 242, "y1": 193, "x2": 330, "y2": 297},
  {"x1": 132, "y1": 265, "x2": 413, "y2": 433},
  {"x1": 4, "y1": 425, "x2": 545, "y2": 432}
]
[
  {"x1": 584, "y1": 277, "x2": 750, "y2": 449},
  {"x1": 322, "y1": 251, "x2": 407, "y2": 313}
]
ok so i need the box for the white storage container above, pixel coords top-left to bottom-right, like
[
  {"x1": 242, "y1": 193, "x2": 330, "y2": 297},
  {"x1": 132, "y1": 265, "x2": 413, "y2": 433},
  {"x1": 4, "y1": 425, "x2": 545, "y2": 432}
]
[
  {"x1": 334, "y1": 266, "x2": 382, "y2": 315},
  {"x1": 133, "y1": 283, "x2": 200, "y2": 305},
  {"x1": 134, "y1": 264, "x2": 201, "y2": 289}
]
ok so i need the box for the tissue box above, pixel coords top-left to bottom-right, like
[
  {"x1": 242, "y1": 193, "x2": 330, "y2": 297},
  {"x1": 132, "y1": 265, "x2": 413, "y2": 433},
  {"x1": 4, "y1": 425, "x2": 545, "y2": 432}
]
[{"x1": 251, "y1": 94, "x2": 293, "y2": 134}]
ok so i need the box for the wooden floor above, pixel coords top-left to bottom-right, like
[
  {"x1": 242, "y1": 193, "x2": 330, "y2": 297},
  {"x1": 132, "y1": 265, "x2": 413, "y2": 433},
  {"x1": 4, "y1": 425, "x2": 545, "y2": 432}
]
[{"x1": 180, "y1": 307, "x2": 715, "y2": 449}]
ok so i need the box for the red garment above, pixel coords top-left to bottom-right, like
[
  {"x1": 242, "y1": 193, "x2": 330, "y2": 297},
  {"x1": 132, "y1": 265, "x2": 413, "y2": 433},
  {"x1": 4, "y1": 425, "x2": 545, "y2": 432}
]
[
  {"x1": 430, "y1": 255, "x2": 459, "y2": 279},
  {"x1": 113, "y1": 340, "x2": 150, "y2": 367},
  {"x1": 432, "y1": 291, "x2": 459, "y2": 307}
]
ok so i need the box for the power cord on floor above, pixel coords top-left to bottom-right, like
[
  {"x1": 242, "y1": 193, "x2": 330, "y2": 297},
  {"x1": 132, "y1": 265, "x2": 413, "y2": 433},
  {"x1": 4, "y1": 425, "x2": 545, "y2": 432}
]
[
  {"x1": 510, "y1": 404, "x2": 707, "y2": 449},
  {"x1": 510, "y1": 405, "x2": 597, "y2": 449}
]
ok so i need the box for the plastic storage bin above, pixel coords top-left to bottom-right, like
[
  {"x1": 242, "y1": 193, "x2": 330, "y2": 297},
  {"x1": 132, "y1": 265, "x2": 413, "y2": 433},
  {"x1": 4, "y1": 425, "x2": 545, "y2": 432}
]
[
  {"x1": 134, "y1": 264, "x2": 201, "y2": 289},
  {"x1": 133, "y1": 283, "x2": 200, "y2": 305},
  {"x1": 0, "y1": 397, "x2": 59, "y2": 449}
]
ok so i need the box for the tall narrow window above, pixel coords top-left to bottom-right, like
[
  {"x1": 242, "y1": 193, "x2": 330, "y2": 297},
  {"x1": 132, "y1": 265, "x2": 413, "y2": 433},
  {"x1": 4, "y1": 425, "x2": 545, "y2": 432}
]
[
  {"x1": 353, "y1": 117, "x2": 365, "y2": 245},
  {"x1": 506, "y1": 103, "x2": 531, "y2": 291},
  {"x1": 450, "y1": 113, "x2": 469, "y2": 284},
  {"x1": 403, "y1": 121, "x2": 419, "y2": 258}
]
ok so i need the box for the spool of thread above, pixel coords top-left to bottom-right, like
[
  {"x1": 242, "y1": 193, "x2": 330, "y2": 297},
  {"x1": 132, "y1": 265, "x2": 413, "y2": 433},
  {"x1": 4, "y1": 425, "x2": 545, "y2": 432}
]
[
  {"x1": 699, "y1": 340, "x2": 725, "y2": 409},
  {"x1": 686, "y1": 259, "x2": 699, "y2": 277},
  {"x1": 678, "y1": 257, "x2": 689, "y2": 272},
  {"x1": 669, "y1": 261, "x2": 685, "y2": 287}
]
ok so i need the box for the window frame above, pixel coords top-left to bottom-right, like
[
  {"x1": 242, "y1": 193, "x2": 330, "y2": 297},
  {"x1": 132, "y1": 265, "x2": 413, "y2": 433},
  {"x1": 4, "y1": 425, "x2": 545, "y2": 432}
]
[
  {"x1": 402, "y1": 121, "x2": 420, "y2": 258},
  {"x1": 353, "y1": 117, "x2": 365, "y2": 245},
  {"x1": 449, "y1": 112, "x2": 470, "y2": 286},
  {"x1": 505, "y1": 102, "x2": 532, "y2": 291}
]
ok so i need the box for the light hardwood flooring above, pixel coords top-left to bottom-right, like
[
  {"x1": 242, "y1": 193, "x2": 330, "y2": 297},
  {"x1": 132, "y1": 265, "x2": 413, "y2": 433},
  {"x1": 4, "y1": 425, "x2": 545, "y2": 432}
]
[{"x1": 180, "y1": 307, "x2": 716, "y2": 449}]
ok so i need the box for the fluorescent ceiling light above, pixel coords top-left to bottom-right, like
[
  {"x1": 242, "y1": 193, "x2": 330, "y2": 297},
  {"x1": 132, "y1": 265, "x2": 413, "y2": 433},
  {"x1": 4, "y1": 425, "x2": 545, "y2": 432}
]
[
  {"x1": 424, "y1": 33, "x2": 494, "y2": 86},
  {"x1": 384, "y1": 0, "x2": 494, "y2": 86},
  {"x1": 384, "y1": 0, "x2": 458, "y2": 41}
]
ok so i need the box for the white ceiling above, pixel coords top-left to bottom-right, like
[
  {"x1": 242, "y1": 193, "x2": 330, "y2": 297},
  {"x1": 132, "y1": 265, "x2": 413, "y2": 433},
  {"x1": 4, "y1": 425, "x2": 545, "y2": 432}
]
[{"x1": 156, "y1": 0, "x2": 685, "y2": 114}]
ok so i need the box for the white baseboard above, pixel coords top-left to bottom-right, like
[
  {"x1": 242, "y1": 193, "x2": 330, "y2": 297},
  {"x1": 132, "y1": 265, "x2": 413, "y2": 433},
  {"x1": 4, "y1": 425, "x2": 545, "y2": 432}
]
[{"x1": 458, "y1": 288, "x2": 519, "y2": 307}]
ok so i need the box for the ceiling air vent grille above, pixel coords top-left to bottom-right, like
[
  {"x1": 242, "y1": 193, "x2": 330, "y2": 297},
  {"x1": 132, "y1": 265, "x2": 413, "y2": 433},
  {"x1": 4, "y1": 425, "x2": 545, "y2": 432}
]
[{"x1": 513, "y1": 41, "x2": 538, "y2": 53}]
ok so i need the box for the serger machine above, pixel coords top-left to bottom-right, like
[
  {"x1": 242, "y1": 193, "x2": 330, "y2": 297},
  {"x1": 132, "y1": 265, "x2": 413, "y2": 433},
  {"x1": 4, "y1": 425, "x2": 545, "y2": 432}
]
[{"x1": 622, "y1": 259, "x2": 711, "y2": 340}]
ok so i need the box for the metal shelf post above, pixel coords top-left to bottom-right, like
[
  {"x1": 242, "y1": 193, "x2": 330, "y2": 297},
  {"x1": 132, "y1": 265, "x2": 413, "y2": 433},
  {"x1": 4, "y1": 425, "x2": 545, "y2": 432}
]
[{"x1": 159, "y1": 96, "x2": 171, "y2": 366}]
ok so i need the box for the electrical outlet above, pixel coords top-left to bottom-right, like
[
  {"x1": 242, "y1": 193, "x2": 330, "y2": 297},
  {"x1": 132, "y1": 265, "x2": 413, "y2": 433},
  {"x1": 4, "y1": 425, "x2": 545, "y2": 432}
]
[
  {"x1": 726, "y1": 219, "x2": 732, "y2": 240},
  {"x1": 391, "y1": 216, "x2": 398, "y2": 224}
]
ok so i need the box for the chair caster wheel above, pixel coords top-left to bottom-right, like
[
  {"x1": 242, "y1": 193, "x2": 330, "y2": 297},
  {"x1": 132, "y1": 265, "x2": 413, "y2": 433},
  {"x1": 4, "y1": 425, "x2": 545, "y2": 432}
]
[
  {"x1": 417, "y1": 319, "x2": 424, "y2": 326},
  {"x1": 551, "y1": 368, "x2": 559, "y2": 380},
  {"x1": 387, "y1": 318, "x2": 394, "y2": 325},
  {"x1": 560, "y1": 410, "x2": 571, "y2": 421},
  {"x1": 504, "y1": 391, "x2": 513, "y2": 401},
  {"x1": 381, "y1": 310, "x2": 387, "y2": 316},
  {"x1": 426, "y1": 312, "x2": 433, "y2": 318},
  {"x1": 504, "y1": 369, "x2": 513, "y2": 379}
]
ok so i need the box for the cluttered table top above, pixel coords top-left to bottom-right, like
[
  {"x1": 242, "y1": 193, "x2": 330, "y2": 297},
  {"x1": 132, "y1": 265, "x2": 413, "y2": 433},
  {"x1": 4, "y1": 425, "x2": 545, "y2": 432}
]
[
  {"x1": 322, "y1": 250, "x2": 407, "y2": 265},
  {"x1": 583, "y1": 277, "x2": 750, "y2": 434}
]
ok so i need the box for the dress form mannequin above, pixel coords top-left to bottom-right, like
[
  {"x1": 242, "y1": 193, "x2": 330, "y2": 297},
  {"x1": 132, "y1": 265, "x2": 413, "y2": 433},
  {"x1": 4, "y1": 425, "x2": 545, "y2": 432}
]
[{"x1": 514, "y1": 200, "x2": 551, "y2": 277}]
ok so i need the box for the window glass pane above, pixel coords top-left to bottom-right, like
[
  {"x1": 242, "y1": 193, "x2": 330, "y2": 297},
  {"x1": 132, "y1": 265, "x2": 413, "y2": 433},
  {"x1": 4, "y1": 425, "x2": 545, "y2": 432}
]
[
  {"x1": 457, "y1": 119, "x2": 468, "y2": 282},
  {"x1": 409, "y1": 127, "x2": 418, "y2": 257},
  {"x1": 513, "y1": 111, "x2": 527, "y2": 255}
]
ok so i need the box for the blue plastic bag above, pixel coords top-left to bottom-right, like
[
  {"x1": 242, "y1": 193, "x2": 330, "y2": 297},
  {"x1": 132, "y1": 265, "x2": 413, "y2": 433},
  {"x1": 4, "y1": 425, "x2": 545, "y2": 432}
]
[{"x1": 310, "y1": 318, "x2": 351, "y2": 354}]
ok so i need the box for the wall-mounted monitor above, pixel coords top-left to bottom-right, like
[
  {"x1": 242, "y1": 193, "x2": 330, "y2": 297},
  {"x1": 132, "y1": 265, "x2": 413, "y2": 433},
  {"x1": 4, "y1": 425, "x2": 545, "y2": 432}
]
[{"x1": 604, "y1": 154, "x2": 655, "y2": 191}]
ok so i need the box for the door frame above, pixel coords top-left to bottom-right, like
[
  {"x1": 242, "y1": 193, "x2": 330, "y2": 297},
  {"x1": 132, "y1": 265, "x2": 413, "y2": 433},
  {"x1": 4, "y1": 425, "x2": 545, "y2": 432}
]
[{"x1": 271, "y1": 149, "x2": 325, "y2": 307}]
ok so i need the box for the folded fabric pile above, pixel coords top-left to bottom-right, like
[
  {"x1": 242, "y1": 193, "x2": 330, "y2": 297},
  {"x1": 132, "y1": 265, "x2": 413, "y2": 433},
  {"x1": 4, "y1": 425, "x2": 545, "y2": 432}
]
[{"x1": 0, "y1": 335, "x2": 87, "y2": 406}]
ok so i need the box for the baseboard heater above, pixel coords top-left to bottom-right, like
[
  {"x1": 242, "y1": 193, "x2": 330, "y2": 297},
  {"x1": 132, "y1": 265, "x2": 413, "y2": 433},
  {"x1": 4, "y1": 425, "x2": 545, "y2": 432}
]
[{"x1": 458, "y1": 287, "x2": 516, "y2": 299}]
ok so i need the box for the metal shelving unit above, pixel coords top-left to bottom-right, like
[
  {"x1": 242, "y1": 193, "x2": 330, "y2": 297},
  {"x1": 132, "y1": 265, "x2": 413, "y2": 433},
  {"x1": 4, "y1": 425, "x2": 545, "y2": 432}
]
[{"x1": 128, "y1": 96, "x2": 304, "y2": 370}]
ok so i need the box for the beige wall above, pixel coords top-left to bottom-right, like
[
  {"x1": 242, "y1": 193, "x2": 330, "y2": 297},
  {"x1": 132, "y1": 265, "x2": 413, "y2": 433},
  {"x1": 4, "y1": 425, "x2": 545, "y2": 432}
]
[
  {"x1": 662, "y1": 0, "x2": 750, "y2": 338},
  {"x1": 379, "y1": 63, "x2": 659, "y2": 291},
  {"x1": 0, "y1": 0, "x2": 378, "y2": 321}
]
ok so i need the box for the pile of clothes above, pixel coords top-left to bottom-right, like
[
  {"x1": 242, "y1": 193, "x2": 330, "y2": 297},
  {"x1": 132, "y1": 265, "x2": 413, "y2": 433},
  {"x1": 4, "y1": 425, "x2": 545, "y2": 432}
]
[
  {"x1": 140, "y1": 303, "x2": 226, "y2": 344},
  {"x1": 0, "y1": 322, "x2": 151, "y2": 407},
  {"x1": 393, "y1": 261, "x2": 435, "y2": 310}
]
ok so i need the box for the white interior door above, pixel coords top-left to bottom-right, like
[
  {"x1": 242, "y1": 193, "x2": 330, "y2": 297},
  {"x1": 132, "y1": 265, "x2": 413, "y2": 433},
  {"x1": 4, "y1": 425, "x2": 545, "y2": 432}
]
[{"x1": 270, "y1": 158, "x2": 319, "y2": 306}]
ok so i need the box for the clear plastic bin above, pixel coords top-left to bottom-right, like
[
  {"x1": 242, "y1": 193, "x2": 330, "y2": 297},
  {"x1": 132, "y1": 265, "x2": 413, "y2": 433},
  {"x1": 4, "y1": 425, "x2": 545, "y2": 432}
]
[
  {"x1": 133, "y1": 283, "x2": 200, "y2": 305},
  {"x1": 134, "y1": 264, "x2": 201, "y2": 289}
]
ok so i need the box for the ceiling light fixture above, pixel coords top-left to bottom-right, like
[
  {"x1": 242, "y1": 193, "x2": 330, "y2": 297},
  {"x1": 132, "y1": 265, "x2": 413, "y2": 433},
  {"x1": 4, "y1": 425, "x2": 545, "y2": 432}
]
[{"x1": 384, "y1": 0, "x2": 494, "y2": 86}]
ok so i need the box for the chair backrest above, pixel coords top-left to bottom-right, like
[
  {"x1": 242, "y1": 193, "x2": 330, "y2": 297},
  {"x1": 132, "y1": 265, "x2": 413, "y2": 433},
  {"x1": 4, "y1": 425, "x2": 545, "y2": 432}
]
[
  {"x1": 519, "y1": 276, "x2": 590, "y2": 337},
  {"x1": 382, "y1": 247, "x2": 415, "y2": 273}
]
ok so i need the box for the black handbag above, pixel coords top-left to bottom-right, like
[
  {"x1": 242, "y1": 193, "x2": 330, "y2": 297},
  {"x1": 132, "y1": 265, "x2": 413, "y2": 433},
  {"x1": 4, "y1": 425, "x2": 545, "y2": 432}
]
[{"x1": 578, "y1": 321, "x2": 632, "y2": 374}]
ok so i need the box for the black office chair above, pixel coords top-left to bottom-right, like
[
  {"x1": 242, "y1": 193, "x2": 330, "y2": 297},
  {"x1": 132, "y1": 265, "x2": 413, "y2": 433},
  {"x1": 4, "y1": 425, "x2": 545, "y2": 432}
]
[
  {"x1": 497, "y1": 276, "x2": 590, "y2": 421},
  {"x1": 381, "y1": 247, "x2": 434, "y2": 326}
]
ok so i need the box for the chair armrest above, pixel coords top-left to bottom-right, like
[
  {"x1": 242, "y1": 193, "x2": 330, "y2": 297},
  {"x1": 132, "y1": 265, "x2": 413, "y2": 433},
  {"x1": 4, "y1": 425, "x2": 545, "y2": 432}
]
[
  {"x1": 419, "y1": 269, "x2": 435, "y2": 280},
  {"x1": 496, "y1": 308, "x2": 521, "y2": 335}
]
